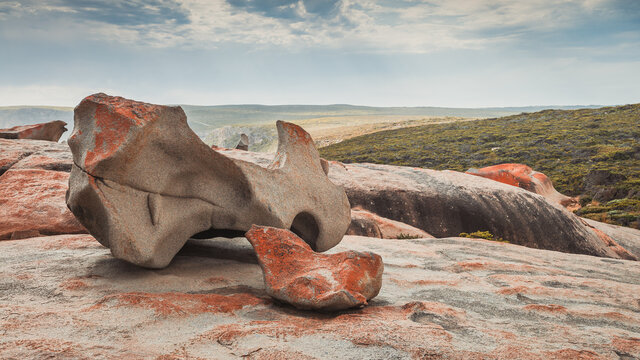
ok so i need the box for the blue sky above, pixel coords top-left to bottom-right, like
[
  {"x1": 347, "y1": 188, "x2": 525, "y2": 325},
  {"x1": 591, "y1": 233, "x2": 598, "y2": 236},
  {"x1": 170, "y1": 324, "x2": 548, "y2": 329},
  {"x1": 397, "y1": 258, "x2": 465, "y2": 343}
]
[{"x1": 1, "y1": 0, "x2": 639, "y2": 107}]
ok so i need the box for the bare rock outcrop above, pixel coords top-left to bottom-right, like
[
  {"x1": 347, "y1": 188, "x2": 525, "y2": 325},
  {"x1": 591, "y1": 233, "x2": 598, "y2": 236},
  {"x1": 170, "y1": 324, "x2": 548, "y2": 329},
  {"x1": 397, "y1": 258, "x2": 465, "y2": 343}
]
[
  {"x1": 66, "y1": 94, "x2": 350, "y2": 268},
  {"x1": 235, "y1": 133, "x2": 249, "y2": 150},
  {"x1": 467, "y1": 163, "x2": 580, "y2": 210},
  {"x1": 1, "y1": 234, "x2": 638, "y2": 358},
  {"x1": 0, "y1": 139, "x2": 85, "y2": 240},
  {"x1": 348, "y1": 207, "x2": 433, "y2": 239},
  {"x1": 0, "y1": 120, "x2": 67, "y2": 142},
  {"x1": 245, "y1": 225, "x2": 383, "y2": 311},
  {"x1": 217, "y1": 149, "x2": 639, "y2": 260}
]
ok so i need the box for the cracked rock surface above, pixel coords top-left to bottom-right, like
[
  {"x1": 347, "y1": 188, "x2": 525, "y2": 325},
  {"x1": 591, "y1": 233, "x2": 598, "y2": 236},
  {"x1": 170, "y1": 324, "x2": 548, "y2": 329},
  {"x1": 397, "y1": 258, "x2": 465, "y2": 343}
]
[
  {"x1": 245, "y1": 225, "x2": 383, "y2": 311},
  {"x1": 65, "y1": 93, "x2": 351, "y2": 268}
]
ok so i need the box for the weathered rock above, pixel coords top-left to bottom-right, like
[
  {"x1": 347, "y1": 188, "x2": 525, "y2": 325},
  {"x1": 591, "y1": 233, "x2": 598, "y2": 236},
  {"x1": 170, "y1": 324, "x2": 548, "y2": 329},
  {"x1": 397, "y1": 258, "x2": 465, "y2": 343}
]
[
  {"x1": 215, "y1": 150, "x2": 640, "y2": 260},
  {"x1": 0, "y1": 138, "x2": 73, "y2": 175},
  {"x1": 66, "y1": 93, "x2": 350, "y2": 268},
  {"x1": 235, "y1": 133, "x2": 249, "y2": 151},
  {"x1": 348, "y1": 207, "x2": 434, "y2": 239},
  {"x1": 245, "y1": 225, "x2": 383, "y2": 311},
  {"x1": 0, "y1": 169, "x2": 86, "y2": 240},
  {"x1": 0, "y1": 120, "x2": 67, "y2": 142},
  {"x1": 466, "y1": 163, "x2": 580, "y2": 211},
  {"x1": 1, "y1": 234, "x2": 639, "y2": 358}
]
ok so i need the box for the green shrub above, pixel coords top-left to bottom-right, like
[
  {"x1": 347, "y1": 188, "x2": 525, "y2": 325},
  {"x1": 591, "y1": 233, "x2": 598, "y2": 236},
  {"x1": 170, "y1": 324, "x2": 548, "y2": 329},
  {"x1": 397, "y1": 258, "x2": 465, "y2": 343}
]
[{"x1": 458, "y1": 231, "x2": 508, "y2": 243}]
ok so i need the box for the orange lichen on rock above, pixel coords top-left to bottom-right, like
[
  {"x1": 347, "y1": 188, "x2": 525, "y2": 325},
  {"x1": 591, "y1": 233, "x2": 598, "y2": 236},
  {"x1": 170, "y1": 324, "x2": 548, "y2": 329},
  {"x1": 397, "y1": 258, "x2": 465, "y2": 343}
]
[
  {"x1": 94, "y1": 292, "x2": 269, "y2": 316},
  {"x1": 0, "y1": 120, "x2": 67, "y2": 142},
  {"x1": 245, "y1": 225, "x2": 384, "y2": 311},
  {"x1": 466, "y1": 163, "x2": 580, "y2": 210},
  {"x1": 0, "y1": 169, "x2": 86, "y2": 240}
]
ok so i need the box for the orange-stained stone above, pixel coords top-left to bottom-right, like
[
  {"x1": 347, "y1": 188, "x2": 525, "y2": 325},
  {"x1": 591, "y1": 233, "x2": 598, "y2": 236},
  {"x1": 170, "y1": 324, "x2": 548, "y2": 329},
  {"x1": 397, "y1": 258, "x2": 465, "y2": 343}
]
[{"x1": 245, "y1": 225, "x2": 384, "y2": 311}]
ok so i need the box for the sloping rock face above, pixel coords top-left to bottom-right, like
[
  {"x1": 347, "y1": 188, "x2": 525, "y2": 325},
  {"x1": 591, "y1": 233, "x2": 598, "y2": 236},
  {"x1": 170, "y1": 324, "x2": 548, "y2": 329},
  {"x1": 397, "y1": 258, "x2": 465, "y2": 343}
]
[
  {"x1": 246, "y1": 225, "x2": 383, "y2": 311},
  {"x1": 329, "y1": 162, "x2": 637, "y2": 261},
  {"x1": 0, "y1": 139, "x2": 85, "y2": 240},
  {"x1": 1, "y1": 234, "x2": 638, "y2": 359},
  {"x1": 218, "y1": 149, "x2": 639, "y2": 261},
  {"x1": 66, "y1": 94, "x2": 350, "y2": 268},
  {"x1": 0, "y1": 120, "x2": 67, "y2": 142},
  {"x1": 466, "y1": 163, "x2": 580, "y2": 210},
  {"x1": 348, "y1": 208, "x2": 434, "y2": 239}
]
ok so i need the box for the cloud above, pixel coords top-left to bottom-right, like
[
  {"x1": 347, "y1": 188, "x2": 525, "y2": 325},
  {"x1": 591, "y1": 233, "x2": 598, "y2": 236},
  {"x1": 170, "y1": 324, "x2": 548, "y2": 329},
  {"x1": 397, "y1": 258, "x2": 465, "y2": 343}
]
[{"x1": 2, "y1": 0, "x2": 639, "y2": 53}]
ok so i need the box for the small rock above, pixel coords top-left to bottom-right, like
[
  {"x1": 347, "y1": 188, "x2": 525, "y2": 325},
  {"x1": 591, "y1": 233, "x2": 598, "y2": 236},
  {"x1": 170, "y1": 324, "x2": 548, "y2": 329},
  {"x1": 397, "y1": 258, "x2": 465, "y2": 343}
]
[
  {"x1": 0, "y1": 120, "x2": 67, "y2": 142},
  {"x1": 347, "y1": 207, "x2": 433, "y2": 239},
  {"x1": 245, "y1": 225, "x2": 383, "y2": 311},
  {"x1": 235, "y1": 133, "x2": 249, "y2": 151}
]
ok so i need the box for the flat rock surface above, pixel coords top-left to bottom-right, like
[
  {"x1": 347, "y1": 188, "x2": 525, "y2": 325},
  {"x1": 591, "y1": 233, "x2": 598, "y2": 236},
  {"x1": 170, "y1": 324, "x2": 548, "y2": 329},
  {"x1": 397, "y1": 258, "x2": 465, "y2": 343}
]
[{"x1": 1, "y1": 234, "x2": 638, "y2": 359}]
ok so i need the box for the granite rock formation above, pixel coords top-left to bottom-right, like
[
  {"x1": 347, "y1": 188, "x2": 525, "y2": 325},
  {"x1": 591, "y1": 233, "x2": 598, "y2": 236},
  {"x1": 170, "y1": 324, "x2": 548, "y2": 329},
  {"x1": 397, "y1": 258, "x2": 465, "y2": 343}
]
[
  {"x1": 0, "y1": 139, "x2": 86, "y2": 240},
  {"x1": 1, "y1": 234, "x2": 638, "y2": 358},
  {"x1": 235, "y1": 133, "x2": 249, "y2": 151},
  {"x1": 66, "y1": 94, "x2": 350, "y2": 268},
  {"x1": 0, "y1": 120, "x2": 67, "y2": 142},
  {"x1": 467, "y1": 163, "x2": 580, "y2": 210}
]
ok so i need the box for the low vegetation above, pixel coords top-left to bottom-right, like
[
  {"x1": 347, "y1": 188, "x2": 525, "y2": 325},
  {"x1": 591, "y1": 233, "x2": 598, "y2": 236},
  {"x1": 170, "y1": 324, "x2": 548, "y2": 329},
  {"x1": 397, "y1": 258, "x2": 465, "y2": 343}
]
[
  {"x1": 459, "y1": 231, "x2": 508, "y2": 243},
  {"x1": 320, "y1": 104, "x2": 640, "y2": 229}
]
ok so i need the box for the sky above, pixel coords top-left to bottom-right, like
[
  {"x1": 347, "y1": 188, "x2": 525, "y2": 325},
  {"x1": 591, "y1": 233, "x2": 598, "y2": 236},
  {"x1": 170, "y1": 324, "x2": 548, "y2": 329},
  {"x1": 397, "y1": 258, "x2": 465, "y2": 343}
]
[{"x1": 0, "y1": 0, "x2": 639, "y2": 107}]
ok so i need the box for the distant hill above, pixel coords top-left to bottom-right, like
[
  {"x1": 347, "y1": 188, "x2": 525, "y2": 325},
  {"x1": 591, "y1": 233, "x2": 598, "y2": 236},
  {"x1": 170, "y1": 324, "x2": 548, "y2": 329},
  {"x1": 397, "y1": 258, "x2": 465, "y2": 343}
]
[
  {"x1": 319, "y1": 104, "x2": 640, "y2": 229},
  {"x1": 1, "y1": 103, "x2": 601, "y2": 139}
]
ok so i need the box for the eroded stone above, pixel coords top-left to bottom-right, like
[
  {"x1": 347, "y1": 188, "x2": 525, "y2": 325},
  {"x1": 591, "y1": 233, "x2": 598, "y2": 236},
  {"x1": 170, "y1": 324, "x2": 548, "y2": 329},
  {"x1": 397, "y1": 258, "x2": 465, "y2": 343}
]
[
  {"x1": 245, "y1": 225, "x2": 383, "y2": 311},
  {"x1": 0, "y1": 120, "x2": 67, "y2": 142},
  {"x1": 66, "y1": 93, "x2": 350, "y2": 268}
]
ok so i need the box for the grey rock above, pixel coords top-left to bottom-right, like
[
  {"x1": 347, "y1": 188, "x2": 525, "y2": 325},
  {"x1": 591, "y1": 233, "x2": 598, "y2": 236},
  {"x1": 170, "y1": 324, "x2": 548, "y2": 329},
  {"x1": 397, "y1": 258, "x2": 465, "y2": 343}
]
[{"x1": 66, "y1": 93, "x2": 350, "y2": 268}]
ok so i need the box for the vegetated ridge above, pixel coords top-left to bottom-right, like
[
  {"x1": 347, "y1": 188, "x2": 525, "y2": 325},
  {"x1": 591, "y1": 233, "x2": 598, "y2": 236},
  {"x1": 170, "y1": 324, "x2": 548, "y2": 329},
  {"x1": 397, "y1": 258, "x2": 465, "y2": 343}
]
[{"x1": 319, "y1": 104, "x2": 640, "y2": 229}]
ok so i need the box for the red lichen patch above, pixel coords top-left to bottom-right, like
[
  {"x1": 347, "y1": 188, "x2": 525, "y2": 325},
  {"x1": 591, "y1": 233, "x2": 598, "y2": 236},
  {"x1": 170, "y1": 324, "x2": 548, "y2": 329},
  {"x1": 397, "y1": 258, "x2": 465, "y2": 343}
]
[
  {"x1": 389, "y1": 278, "x2": 459, "y2": 287},
  {"x1": 81, "y1": 93, "x2": 161, "y2": 172},
  {"x1": 0, "y1": 169, "x2": 86, "y2": 240},
  {"x1": 543, "y1": 349, "x2": 603, "y2": 360},
  {"x1": 14, "y1": 273, "x2": 33, "y2": 281},
  {"x1": 39, "y1": 235, "x2": 99, "y2": 250},
  {"x1": 92, "y1": 292, "x2": 269, "y2": 316},
  {"x1": 611, "y1": 337, "x2": 640, "y2": 356},
  {"x1": 451, "y1": 260, "x2": 559, "y2": 274},
  {"x1": 587, "y1": 224, "x2": 637, "y2": 260},
  {"x1": 466, "y1": 164, "x2": 537, "y2": 191},
  {"x1": 60, "y1": 279, "x2": 89, "y2": 291},
  {"x1": 523, "y1": 304, "x2": 568, "y2": 313},
  {"x1": 245, "y1": 225, "x2": 384, "y2": 311}
]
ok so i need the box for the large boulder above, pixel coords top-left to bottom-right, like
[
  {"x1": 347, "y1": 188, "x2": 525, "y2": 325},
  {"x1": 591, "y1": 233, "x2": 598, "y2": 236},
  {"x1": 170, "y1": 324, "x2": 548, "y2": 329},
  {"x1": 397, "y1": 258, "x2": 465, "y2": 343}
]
[
  {"x1": 66, "y1": 94, "x2": 350, "y2": 268},
  {"x1": 245, "y1": 225, "x2": 383, "y2": 311},
  {"x1": 0, "y1": 120, "x2": 67, "y2": 142},
  {"x1": 466, "y1": 163, "x2": 580, "y2": 210},
  {"x1": 1, "y1": 234, "x2": 638, "y2": 358},
  {"x1": 217, "y1": 150, "x2": 639, "y2": 260}
]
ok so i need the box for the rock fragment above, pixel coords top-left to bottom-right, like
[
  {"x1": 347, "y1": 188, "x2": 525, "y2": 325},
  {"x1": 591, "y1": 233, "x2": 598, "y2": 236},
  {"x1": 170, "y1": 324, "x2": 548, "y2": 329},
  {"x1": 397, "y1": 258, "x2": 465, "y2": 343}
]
[
  {"x1": 235, "y1": 133, "x2": 249, "y2": 151},
  {"x1": 66, "y1": 93, "x2": 350, "y2": 268},
  {"x1": 0, "y1": 120, "x2": 67, "y2": 142},
  {"x1": 245, "y1": 225, "x2": 383, "y2": 311}
]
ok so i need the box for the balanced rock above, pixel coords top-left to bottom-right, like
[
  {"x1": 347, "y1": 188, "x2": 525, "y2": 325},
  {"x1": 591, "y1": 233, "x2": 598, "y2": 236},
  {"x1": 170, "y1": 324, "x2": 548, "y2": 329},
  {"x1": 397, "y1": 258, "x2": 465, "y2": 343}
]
[
  {"x1": 347, "y1": 207, "x2": 433, "y2": 239},
  {"x1": 66, "y1": 93, "x2": 350, "y2": 268},
  {"x1": 466, "y1": 163, "x2": 580, "y2": 210},
  {"x1": 0, "y1": 120, "x2": 67, "y2": 142},
  {"x1": 245, "y1": 225, "x2": 383, "y2": 311}
]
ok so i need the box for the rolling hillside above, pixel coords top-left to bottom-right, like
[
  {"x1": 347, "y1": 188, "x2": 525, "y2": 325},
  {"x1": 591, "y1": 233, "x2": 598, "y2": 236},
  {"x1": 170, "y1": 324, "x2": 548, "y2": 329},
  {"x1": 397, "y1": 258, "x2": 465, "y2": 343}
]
[{"x1": 319, "y1": 104, "x2": 640, "y2": 228}]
